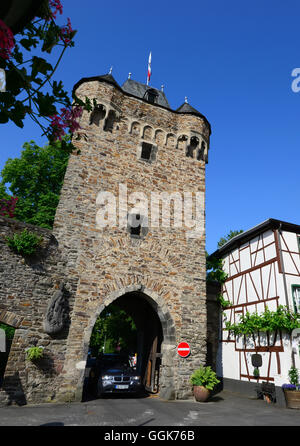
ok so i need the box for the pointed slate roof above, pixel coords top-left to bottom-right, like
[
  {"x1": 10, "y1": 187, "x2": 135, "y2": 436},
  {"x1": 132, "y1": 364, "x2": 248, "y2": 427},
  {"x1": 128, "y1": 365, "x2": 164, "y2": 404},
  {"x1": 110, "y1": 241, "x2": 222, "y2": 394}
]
[
  {"x1": 122, "y1": 79, "x2": 170, "y2": 109},
  {"x1": 176, "y1": 102, "x2": 203, "y2": 117},
  {"x1": 72, "y1": 73, "x2": 122, "y2": 96},
  {"x1": 176, "y1": 102, "x2": 211, "y2": 134}
]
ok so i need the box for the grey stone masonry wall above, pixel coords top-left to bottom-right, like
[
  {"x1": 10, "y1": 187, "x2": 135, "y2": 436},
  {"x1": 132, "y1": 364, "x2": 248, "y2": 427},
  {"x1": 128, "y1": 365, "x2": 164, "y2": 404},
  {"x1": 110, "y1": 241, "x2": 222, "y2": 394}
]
[
  {"x1": 52, "y1": 78, "x2": 211, "y2": 401},
  {"x1": 0, "y1": 77, "x2": 212, "y2": 405},
  {"x1": 0, "y1": 216, "x2": 71, "y2": 405}
]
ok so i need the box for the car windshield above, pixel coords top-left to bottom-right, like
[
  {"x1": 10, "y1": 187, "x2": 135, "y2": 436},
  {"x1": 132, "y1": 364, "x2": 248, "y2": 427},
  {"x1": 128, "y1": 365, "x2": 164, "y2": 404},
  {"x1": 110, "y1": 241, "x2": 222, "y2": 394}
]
[{"x1": 100, "y1": 356, "x2": 130, "y2": 369}]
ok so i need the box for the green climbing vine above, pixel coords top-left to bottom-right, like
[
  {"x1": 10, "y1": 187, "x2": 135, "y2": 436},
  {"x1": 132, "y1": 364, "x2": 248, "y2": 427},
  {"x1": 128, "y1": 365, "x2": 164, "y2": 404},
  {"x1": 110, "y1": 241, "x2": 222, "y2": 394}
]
[{"x1": 224, "y1": 305, "x2": 300, "y2": 336}]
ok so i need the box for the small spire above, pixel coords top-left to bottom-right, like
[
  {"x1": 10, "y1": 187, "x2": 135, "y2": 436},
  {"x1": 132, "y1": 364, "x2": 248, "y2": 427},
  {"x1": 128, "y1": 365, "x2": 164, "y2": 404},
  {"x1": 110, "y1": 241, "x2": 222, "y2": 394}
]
[
  {"x1": 128, "y1": 72, "x2": 132, "y2": 79},
  {"x1": 185, "y1": 96, "x2": 188, "y2": 104},
  {"x1": 161, "y1": 84, "x2": 164, "y2": 92},
  {"x1": 109, "y1": 66, "x2": 113, "y2": 75}
]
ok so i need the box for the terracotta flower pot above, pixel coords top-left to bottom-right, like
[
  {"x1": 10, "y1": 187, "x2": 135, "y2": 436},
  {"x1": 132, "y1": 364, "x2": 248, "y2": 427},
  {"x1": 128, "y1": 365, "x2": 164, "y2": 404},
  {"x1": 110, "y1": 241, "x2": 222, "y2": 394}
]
[
  {"x1": 193, "y1": 386, "x2": 210, "y2": 402},
  {"x1": 284, "y1": 390, "x2": 300, "y2": 409}
]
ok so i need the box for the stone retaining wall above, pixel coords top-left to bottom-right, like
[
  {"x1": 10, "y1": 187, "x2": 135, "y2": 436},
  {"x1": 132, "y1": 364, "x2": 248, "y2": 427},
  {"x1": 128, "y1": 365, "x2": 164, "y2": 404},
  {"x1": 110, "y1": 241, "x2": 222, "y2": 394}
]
[{"x1": 0, "y1": 216, "x2": 71, "y2": 405}]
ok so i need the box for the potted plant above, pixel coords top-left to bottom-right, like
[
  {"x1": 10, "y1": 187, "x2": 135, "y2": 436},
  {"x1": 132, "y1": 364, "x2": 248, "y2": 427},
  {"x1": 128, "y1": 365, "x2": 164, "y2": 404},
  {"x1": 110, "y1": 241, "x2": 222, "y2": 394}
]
[
  {"x1": 283, "y1": 367, "x2": 300, "y2": 409},
  {"x1": 190, "y1": 366, "x2": 220, "y2": 402}
]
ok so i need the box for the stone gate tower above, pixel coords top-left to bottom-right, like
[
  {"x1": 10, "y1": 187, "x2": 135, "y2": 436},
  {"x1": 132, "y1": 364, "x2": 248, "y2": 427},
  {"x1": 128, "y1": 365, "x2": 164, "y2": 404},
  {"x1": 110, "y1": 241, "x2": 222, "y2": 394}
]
[{"x1": 53, "y1": 72, "x2": 211, "y2": 401}]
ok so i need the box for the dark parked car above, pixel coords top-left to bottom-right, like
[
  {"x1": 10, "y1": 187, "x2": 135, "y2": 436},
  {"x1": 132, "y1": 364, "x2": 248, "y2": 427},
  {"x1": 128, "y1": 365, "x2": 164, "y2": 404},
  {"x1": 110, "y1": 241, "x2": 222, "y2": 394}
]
[{"x1": 88, "y1": 353, "x2": 142, "y2": 397}]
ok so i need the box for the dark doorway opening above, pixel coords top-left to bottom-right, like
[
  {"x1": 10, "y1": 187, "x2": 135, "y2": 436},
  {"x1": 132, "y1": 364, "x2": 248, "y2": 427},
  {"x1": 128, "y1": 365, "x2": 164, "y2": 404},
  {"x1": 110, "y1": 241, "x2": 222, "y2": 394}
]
[
  {"x1": 83, "y1": 292, "x2": 163, "y2": 400},
  {"x1": 0, "y1": 323, "x2": 15, "y2": 388}
]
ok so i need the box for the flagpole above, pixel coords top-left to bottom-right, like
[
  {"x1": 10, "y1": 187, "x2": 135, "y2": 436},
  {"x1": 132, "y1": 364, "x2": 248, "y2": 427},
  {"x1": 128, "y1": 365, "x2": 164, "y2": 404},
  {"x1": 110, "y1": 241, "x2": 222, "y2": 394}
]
[{"x1": 147, "y1": 51, "x2": 151, "y2": 86}]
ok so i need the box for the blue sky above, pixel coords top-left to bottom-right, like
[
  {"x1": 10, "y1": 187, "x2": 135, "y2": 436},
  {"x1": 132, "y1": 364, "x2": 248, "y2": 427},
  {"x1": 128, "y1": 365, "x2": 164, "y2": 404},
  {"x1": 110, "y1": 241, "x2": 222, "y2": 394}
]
[{"x1": 1, "y1": 0, "x2": 300, "y2": 254}]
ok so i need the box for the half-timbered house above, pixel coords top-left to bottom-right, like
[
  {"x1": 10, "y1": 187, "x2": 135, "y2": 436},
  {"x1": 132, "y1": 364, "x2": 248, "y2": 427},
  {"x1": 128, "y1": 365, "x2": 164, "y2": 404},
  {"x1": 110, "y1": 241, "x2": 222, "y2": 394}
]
[{"x1": 211, "y1": 219, "x2": 300, "y2": 403}]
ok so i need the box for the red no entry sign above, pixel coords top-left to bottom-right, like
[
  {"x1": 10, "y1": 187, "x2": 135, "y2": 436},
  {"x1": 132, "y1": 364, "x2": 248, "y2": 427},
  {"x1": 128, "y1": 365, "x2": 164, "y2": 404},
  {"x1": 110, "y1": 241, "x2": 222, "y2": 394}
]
[{"x1": 177, "y1": 342, "x2": 190, "y2": 358}]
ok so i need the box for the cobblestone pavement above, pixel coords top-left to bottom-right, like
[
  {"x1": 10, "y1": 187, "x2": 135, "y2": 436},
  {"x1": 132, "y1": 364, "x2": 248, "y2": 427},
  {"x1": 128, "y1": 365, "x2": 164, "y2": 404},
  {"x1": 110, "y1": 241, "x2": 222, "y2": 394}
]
[{"x1": 0, "y1": 391, "x2": 299, "y2": 426}]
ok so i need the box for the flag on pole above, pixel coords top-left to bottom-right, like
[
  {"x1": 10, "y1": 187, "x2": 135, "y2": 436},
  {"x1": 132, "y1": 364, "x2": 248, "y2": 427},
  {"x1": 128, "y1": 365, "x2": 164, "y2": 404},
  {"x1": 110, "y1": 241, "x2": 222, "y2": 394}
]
[{"x1": 147, "y1": 52, "x2": 152, "y2": 85}]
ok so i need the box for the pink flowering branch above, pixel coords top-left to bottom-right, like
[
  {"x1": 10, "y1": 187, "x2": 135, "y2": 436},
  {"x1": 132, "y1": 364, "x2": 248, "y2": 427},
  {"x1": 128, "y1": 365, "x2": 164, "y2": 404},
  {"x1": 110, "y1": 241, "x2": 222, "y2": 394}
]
[
  {"x1": 0, "y1": 1, "x2": 94, "y2": 150},
  {"x1": 49, "y1": 0, "x2": 63, "y2": 19},
  {"x1": 60, "y1": 18, "x2": 74, "y2": 45},
  {"x1": 0, "y1": 197, "x2": 18, "y2": 218},
  {"x1": 48, "y1": 105, "x2": 83, "y2": 140},
  {"x1": 0, "y1": 19, "x2": 15, "y2": 60}
]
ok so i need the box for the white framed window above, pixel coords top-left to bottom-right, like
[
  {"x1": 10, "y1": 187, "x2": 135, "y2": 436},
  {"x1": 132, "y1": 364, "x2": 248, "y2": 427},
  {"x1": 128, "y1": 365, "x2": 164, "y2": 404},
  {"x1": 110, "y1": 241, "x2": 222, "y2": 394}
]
[{"x1": 292, "y1": 285, "x2": 300, "y2": 313}]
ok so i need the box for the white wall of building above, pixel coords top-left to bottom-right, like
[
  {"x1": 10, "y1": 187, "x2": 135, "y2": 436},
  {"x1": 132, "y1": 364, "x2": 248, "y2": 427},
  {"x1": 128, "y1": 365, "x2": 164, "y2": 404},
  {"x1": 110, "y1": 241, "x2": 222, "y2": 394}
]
[{"x1": 217, "y1": 227, "x2": 300, "y2": 387}]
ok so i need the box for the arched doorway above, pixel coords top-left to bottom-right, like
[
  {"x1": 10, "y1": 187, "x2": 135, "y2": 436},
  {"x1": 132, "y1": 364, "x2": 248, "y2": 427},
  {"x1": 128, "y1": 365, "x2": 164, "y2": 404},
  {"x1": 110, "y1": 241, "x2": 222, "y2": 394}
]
[
  {"x1": 0, "y1": 322, "x2": 15, "y2": 388},
  {"x1": 84, "y1": 291, "x2": 166, "y2": 399}
]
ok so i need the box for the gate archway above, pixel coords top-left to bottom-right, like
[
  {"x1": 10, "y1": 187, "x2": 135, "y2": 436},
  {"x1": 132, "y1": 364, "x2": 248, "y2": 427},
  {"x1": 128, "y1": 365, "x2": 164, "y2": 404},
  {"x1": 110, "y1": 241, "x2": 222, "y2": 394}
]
[{"x1": 82, "y1": 287, "x2": 177, "y2": 399}]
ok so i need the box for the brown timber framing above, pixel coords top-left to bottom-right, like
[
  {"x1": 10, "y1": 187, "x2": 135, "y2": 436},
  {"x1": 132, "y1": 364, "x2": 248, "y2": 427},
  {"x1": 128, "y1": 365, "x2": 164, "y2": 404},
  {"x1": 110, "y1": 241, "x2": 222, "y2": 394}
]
[
  {"x1": 224, "y1": 257, "x2": 278, "y2": 283},
  {"x1": 280, "y1": 232, "x2": 300, "y2": 276},
  {"x1": 208, "y1": 220, "x2": 300, "y2": 387},
  {"x1": 223, "y1": 295, "x2": 279, "y2": 310},
  {"x1": 274, "y1": 229, "x2": 283, "y2": 274}
]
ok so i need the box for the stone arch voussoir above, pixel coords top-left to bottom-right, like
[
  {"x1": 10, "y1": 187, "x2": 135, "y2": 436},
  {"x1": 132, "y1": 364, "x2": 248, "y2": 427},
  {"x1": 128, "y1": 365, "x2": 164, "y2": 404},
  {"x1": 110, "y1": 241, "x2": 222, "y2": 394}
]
[
  {"x1": 83, "y1": 284, "x2": 176, "y2": 349},
  {"x1": 0, "y1": 310, "x2": 23, "y2": 328}
]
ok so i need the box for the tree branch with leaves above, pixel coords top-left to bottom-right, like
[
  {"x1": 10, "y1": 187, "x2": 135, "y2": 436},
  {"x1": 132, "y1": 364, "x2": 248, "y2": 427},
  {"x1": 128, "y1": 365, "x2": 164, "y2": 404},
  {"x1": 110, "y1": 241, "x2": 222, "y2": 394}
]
[{"x1": 0, "y1": 0, "x2": 96, "y2": 152}]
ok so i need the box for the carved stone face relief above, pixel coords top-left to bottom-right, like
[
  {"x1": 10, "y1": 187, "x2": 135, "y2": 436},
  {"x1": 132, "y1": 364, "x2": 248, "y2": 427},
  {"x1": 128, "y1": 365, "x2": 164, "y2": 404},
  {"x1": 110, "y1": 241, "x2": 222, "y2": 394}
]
[{"x1": 43, "y1": 283, "x2": 69, "y2": 335}]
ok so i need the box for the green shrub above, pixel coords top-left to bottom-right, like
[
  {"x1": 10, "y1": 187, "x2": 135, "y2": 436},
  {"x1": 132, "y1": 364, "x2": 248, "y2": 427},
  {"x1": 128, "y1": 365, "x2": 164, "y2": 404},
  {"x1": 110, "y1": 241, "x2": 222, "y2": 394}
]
[
  {"x1": 288, "y1": 367, "x2": 299, "y2": 386},
  {"x1": 0, "y1": 323, "x2": 15, "y2": 340},
  {"x1": 6, "y1": 228, "x2": 43, "y2": 256},
  {"x1": 25, "y1": 346, "x2": 44, "y2": 361},
  {"x1": 190, "y1": 366, "x2": 220, "y2": 390}
]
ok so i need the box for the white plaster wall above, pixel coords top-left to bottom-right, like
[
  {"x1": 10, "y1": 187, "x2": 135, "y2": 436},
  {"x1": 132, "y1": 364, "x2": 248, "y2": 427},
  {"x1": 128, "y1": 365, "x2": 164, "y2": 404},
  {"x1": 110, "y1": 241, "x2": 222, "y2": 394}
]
[{"x1": 217, "y1": 228, "x2": 300, "y2": 387}]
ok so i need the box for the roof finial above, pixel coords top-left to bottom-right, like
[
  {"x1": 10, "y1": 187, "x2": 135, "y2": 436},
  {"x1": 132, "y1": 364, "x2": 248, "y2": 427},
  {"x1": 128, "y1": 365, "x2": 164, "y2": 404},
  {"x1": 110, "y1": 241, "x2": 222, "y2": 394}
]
[
  {"x1": 161, "y1": 84, "x2": 164, "y2": 92},
  {"x1": 109, "y1": 66, "x2": 113, "y2": 75},
  {"x1": 128, "y1": 72, "x2": 132, "y2": 79},
  {"x1": 185, "y1": 96, "x2": 188, "y2": 104}
]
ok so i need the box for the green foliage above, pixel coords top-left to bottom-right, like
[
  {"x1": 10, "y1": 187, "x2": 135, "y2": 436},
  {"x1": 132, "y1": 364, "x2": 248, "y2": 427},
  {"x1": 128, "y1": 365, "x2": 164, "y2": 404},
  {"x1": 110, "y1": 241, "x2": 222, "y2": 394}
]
[
  {"x1": 25, "y1": 346, "x2": 44, "y2": 361},
  {"x1": 206, "y1": 253, "x2": 227, "y2": 284},
  {"x1": 218, "y1": 229, "x2": 244, "y2": 248},
  {"x1": 206, "y1": 230, "x2": 243, "y2": 284},
  {"x1": 0, "y1": 323, "x2": 15, "y2": 340},
  {"x1": 0, "y1": 139, "x2": 69, "y2": 228},
  {"x1": 224, "y1": 305, "x2": 300, "y2": 335},
  {"x1": 6, "y1": 228, "x2": 42, "y2": 256},
  {"x1": 218, "y1": 294, "x2": 231, "y2": 308},
  {"x1": 190, "y1": 366, "x2": 220, "y2": 390},
  {"x1": 90, "y1": 304, "x2": 137, "y2": 355},
  {"x1": 0, "y1": 2, "x2": 95, "y2": 147},
  {"x1": 288, "y1": 367, "x2": 299, "y2": 386}
]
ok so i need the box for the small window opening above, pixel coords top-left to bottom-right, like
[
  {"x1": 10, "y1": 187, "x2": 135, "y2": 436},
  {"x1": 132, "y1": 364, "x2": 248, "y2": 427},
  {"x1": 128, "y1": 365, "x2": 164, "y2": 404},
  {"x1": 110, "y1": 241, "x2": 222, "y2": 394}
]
[
  {"x1": 0, "y1": 323, "x2": 15, "y2": 389},
  {"x1": 197, "y1": 141, "x2": 206, "y2": 161},
  {"x1": 186, "y1": 136, "x2": 199, "y2": 158},
  {"x1": 141, "y1": 142, "x2": 153, "y2": 160},
  {"x1": 128, "y1": 214, "x2": 142, "y2": 237},
  {"x1": 292, "y1": 285, "x2": 300, "y2": 314},
  {"x1": 90, "y1": 105, "x2": 106, "y2": 126},
  {"x1": 144, "y1": 88, "x2": 158, "y2": 104},
  {"x1": 104, "y1": 110, "x2": 116, "y2": 132}
]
